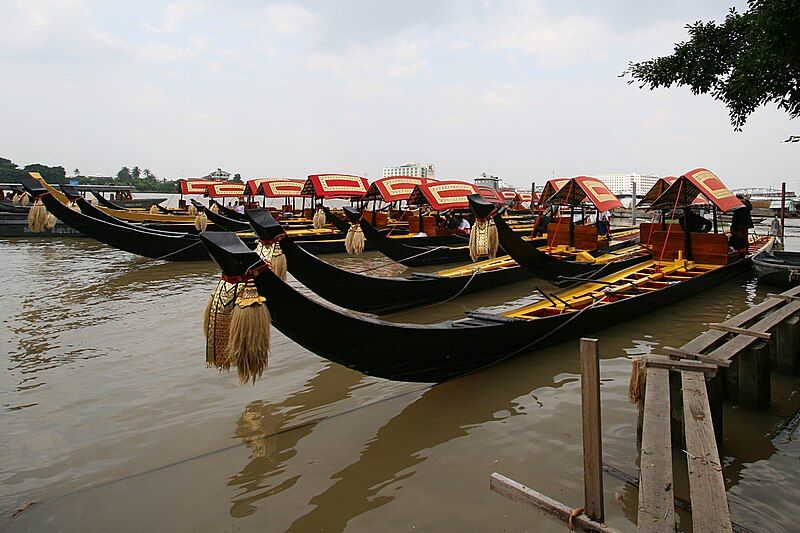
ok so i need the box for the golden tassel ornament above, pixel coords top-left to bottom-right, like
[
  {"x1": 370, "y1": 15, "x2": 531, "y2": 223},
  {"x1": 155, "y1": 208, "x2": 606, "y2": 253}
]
[
  {"x1": 255, "y1": 241, "x2": 287, "y2": 280},
  {"x1": 469, "y1": 219, "x2": 498, "y2": 261},
  {"x1": 312, "y1": 208, "x2": 326, "y2": 229},
  {"x1": 27, "y1": 199, "x2": 50, "y2": 232},
  {"x1": 45, "y1": 213, "x2": 57, "y2": 230},
  {"x1": 194, "y1": 211, "x2": 208, "y2": 232},
  {"x1": 68, "y1": 201, "x2": 80, "y2": 212},
  {"x1": 187, "y1": 204, "x2": 197, "y2": 216},
  {"x1": 209, "y1": 203, "x2": 219, "y2": 214},
  {"x1": 12, "y1": 193, "x2": 20, "y2": 205},
  {"x1": 21, "y1": 193, "x2": 30, "y2": 206},
  {"x1": 228, "y1": 282, "x2": 271, "y2": 384},
  {"x1": 344, "y1": 224, "x2": 365, "y2": 254},
  {"x1": 149, "y1": 204, "x2": 159, "y2": 214}
]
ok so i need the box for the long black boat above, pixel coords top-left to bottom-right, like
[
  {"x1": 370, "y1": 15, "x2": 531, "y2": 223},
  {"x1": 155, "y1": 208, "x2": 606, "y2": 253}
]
[
  {"x1": 246, "y1": 210, "x2": 533, "y2": 314},
  {"x1": 200, "y1": 228, "x2": 770, "y2": 382},
  {"x1": 752, "y1": 242, "x2": 800, "y2": 288},
  {"x1": 20, "y1": 177, "x2": 214, "y2": 261},
  {"x1": 473, "y1": 195, "x2": 649, "y2": 284},
  {"x1": 209, "y1": 199, "x2": 248, "y2": 221}
]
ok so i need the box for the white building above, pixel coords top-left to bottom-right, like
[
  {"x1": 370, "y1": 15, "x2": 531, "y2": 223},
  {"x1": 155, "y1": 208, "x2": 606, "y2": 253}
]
[
  {"x1": 474, "y1": 173, "x2": 501, "y2": 190},
  {"x1": 203, "y1": 168, "x2": 233, "y2": 181},
  {"x1": 382, "y1": 162, "x2": 435, "y2": 179},
  {"x1": 594, "y1": 173, "x2": 658, "y2": 197}
]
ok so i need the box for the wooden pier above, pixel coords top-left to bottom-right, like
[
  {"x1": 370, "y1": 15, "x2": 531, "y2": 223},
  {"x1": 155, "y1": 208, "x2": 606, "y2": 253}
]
[{"x1": 491, "y1": 285, "x2": 800, "y2": 531}]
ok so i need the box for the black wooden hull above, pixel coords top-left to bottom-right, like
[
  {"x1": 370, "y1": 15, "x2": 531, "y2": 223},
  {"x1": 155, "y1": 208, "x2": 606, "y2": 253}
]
[
  {"x1": 39, "y1": 193, "x2": 212, "y2": 260},
  {"x1": 359, "y1": 218, "x2": 473, "y2": 266},
  {"x1": 200, "y1": 231, "x2": 753, "y2": 382},
  {"x1": 280, "y1": 237, "x2": 532, "y2": 314},
  {"x1": 753, "y1": 249, "x2": 800, "y2": 288}
]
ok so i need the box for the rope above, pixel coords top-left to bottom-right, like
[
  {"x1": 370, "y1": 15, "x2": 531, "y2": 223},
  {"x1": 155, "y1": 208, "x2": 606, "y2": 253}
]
[
  {"x1": 412, "y1": 268, "x2": 483, "y2": 310},
  {"x1": 351, "y1": 245, "x2": 452, "y2": 274}
]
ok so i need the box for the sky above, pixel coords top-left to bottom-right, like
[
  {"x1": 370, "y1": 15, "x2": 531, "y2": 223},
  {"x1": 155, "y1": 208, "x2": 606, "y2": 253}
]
[{"x1": 1, "y1": 0, "x2": 797, "y2": 190}]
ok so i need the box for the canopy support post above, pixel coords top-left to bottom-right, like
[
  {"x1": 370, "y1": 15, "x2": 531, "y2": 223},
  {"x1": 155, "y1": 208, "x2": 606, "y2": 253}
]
[
  {"x1": 781, "y1": 182, "x2": 787, "y2": 245},
  {"x1": 683, "y1": 207, "x2": 693, "y2": 260},
  {"x1": 712, "y1": 206, "x2": 718, "y2": 233},
  {"x1": 530, "y1": 180, "x2": 536, "y2": 214},
  {"x1": 569, "y1": 204, "x2": 575, "y2": 248}
]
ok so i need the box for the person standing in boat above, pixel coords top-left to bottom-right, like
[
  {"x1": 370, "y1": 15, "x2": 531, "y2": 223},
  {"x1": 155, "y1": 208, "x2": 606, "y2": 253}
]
[
  {"x1": 455, "y1": 214, "x2": 471, "y2": 235},
  {"x1": 596, "y1": 210, "x2": 612, "y2": 236},
  {"x1": 730, "y1": 193, "x2": 754, "y2": 244}
]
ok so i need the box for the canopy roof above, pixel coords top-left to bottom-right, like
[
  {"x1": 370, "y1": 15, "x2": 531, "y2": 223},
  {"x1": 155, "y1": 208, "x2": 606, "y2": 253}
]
[
  {"x1": 362, "y1": 176, "x2": 435, "y2": 202},
  {"x1": 477, "y1": 186, "x2": 504, "y2": 204},
  {"x1": 302, "y1": 174, "x2": 369, "y2": 199},
  {"x1": 255, "y1": 178, "x2": 306, "y2": 198},
  {"x1": 179, "y1": 179, "x2": 225, "y2": 195},
  {"x1": 638, "y1": 177, "x2": 708, "y2": 207},
  {"x1": 407, "y1": 180, "x2": 480, "y2": 210},
  {"x1": 648, "y1": 168, "x2": 742, "y2": 213},
  {"x1": 546, "y1": 176, "x2": 624, "y2": 211},
  {"x1": 539, "y1": 178, "x2": 570, "y2": 205},
  {"x1": 207, "y1": 182, "x2": 246, "y2": 197}
]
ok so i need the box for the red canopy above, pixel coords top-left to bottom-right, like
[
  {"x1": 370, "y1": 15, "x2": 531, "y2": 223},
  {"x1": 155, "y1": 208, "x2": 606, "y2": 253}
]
[
  {"x1": 638, "y1": 177, "x2": 708, "y2": 207},
  {"x1": 302, "y1": 174, "x2": 369, "y2": 199},
  {"x1": 179, "y1": 179, "x2": 225, "y2": 195},
  {"x1": 649, "y1": 168, "x2": 742, "y2": 213},
  {"x1": 207, "y1": 182, "x2": 246, "y2": 197},
  {"x1": 407, "y1": 181, "x2": 480, "y2": 210},
  {"x1": 500, "y1": 190, "x2": 519, "y2": 201},
  {"x1": 547, "y1": 176, "x2": 624, "y2": 211},
  {"x1": 477, "y1": 186, "x2": 504, "y2": 204},
  {"x1": 257, "y1": 178, "x2": 306, "y2": 198},
  {"x1": 539, "y1": 178, "x2": 570, "y2": 205},
  {"x1": 363, "y1": 176, "x2": 435, "y2": 202}
]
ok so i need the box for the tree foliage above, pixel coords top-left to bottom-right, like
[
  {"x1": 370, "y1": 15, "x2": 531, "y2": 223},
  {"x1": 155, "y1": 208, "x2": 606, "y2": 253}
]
[{"x1": 626, "y1": 0, "x2": 800, "y2": 130}]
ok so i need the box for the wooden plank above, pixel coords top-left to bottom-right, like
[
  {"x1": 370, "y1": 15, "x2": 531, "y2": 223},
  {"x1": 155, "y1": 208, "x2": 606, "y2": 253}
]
[
  {"x1": 681, "y1": 371, "x2": 732, "y2": 532},
  {"x1": 739, "y1": 340, "x2": 771, "y2": 410},
  {"x1": 681, "y1": 287, "x2": 800, "y2": 355},
  {"x1": 707, "y1": 323, "x2": 771, "y2": 339},
  {"x1": 706, "y1": 302, "x2": 800, "y2": 362},
  {"x1": 637, "y1": 368, "x2": 675, "y2": 532},
  {"x1": 489, "y1": 473, "x2": 620, "y2": 533},
  {"x1": 662, "y1": 346, "x2": 730, "y2": 367},
  {"x1": 580, "y1": 338, "x2": 604, "y2": 522},
  {"x1": 767, "y1": 293, "x2": 800, "y2": 302},
  {"x1": 776, "y1": 316, "x2": 799, "y2": 375},
  {"x1": 645, "y1": 355, "x2": 718, "y2": 374}
]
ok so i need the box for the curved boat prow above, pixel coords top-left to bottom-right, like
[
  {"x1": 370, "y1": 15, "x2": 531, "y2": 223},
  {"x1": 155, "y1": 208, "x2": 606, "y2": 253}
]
[
  {"x1": 60, "y1": 184, "x2": 81, "y2": 200},
  {"x1": 343, "y1": 206, "x2": 361, "y2": 224},
  {"x1": 245, "y1": 209, "x2": 286, "y2": 241},
  {"x1": 323, "y1": 206, "x2": 350, "y2": 233},
  {"x1": 467, "y1": 193, "x2": 496, "y2": 220},
  {"x1": 200, "y1": 231, "x2": 262, "y2": 278},
  {"x1": 19, "y1": 175, "x2": 48, "y2": 199}
]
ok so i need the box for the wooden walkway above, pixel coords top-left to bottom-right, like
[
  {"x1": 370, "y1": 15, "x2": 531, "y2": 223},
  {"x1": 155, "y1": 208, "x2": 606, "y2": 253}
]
[{"x1": 491, "y1": 285, "x2": 800, "y2": 532}]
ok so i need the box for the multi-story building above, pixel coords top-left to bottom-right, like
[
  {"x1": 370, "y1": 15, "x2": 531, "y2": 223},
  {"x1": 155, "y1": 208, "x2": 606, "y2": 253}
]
[
  {"x1": 474, "y1": 173, "x2": 501, "y2": 190},
  {"x1": 594, "y1": 173, "x2": 658, "y2": 197},
  {"x1": 382, "y1": 163, "x2": 435, "y2": 179}
]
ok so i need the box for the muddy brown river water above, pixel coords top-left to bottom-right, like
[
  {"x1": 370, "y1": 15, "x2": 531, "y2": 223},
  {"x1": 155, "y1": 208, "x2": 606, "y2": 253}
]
[{"x1": 1, "y1": 223, "x2": 799, "y2": 531}]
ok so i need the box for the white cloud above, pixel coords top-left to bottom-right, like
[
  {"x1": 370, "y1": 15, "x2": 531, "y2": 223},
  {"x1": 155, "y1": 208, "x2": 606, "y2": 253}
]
[
  {"x1": 142, "y1": 1, "x2": 202, "y2": 34},
  {"x1": 262, "y1": 3, "x2": 319, "y2": 36},
  {"x1": 137, "y1": 43, "x2": 197, "y2": 62}
]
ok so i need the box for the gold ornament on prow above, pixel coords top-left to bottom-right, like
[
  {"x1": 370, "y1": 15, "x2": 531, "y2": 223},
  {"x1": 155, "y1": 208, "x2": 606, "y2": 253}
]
[
  {"x1": 68, "y1": 200, "x2": 81, "y2": 212},
  {"x1": 45, "y1": 213, "x2": 57, "y2": 229},
  {"x1": 312, "y1": 208, "x2": 326, "y2": 229},
  {"x1": 11, "y1": 193, "x2": 20, "y2": 205},
  {"x1": 21, "y1": 193, "x2": 30, "y2": 206},
  {"x1": 344, "y1": 224, "x2": 365, "y2": 254},
  {"x1": 149, "y1": 204, "x2": 159, "y2": 214},
  {"x1": 469, "y1": 217, "x2": 498, "y2": 262},
  {"x1": 194, "y1": 210, "x2": 208, "y2": 232},
  {"x1": 209, "y1": 202, "x2": 219, "y2": 214},
  {"x1": 27, "y1": 198, "x2": 50, "y2": 232},
  {"x1": 187, "y1": 203, "x2": 197, "y2": 216},
  {"x1": 255, "y1": 239, "x2": 287, "y2": 280}
]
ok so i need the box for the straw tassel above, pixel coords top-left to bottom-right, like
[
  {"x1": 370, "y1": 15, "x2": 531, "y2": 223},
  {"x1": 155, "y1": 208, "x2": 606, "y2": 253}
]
[
  {"x1": 312, "y1": 208, "x2": 326, "y2": 229},
  {"x1": 194, "y1": 211, "x2": 208, "y2": 232},
  {"x1": 344, "y1": 224, "x2": 365, "y2": 254},
  {"x1": 255, "y1": 241, "x2": 287, "y2": 280},
  {"x1": 627, "y1": 356, "x2": 647, "y2": 403},
  {"x1": 228, "y1": 284, "x2": 271, "y2": 384},
  {"x1": 27, "y1": 199, "x2": 50, "y2": 232},
  {"x1": 21, "y1": 193, "x2": 30, "y2": 206},
  {"x1": 469, "y1": 218, "x2": 498, "y2": 261},
  {"x1": 187, "y1": 204, "x2": 197, "y2": 216},
  {"x1": 209, "y1": 203, "x2": 219, "y2": 214},
  {"x1": 68, "y1": 201, "x2": 81, "y2": 212},
  {"x1": 150, "y1": 204, "x2": 159, "y2": 214}
]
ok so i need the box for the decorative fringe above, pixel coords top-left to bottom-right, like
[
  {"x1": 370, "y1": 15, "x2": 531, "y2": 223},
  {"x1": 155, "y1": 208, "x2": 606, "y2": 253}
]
[
  {"x1": 469, "y1": 219, "x2": 498, "y2": 261},
  {"x1": 27, "y1": 199, "x2": 50, "y2": 232},
  {"x1": 11, "y1": 193, "x2": 19, "y2": 205},
  {"x1": 187, "y1": 204, "x2": 197, "y2": 216},
  {"x1": 312, "y1": 208, "x2": 326, "y2": 229},
  {"x1": 45, "y1": 213, "x2": 57, "y2": 229},
  {"x1": 88, "y1": 197, "x2": 97, "y2": 205},
  {"x1": 627, "y1": 357, "x2": 647, "y2": 403},
  {"x1": 21, "y1": 193, "x2": 30, "y2": 206},
  {"x1": 228, "y1": 296, "x2": 271, "y2": 384},
  {"x1": 67, "y1": 200, "x2": 81, "y2": 212},
  {"x1": 150, "y1": 204, "x2": 159, "y2": 214},
  {"x1": 209, "y1": 203, "x2": 219, "y2": 214},
  {"x1": 344, "y1": 224, "x2": 365, "y2": 254},
  {"x1": 255, "y1": 241, "x2": 287, "y2": 280},
  {"x1": 194, "y1": 211, "x2": 208, "y2": 232}
]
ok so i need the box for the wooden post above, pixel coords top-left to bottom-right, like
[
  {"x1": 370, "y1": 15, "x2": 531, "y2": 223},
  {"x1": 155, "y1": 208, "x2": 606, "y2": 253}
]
[
  {"x1": 724, "y1": 356, "x2": 739, "y2": 403},
  {"x1": 631, "y1": 179, "x2": 637, "y2": 226},
  {"x1": 781, "y1": 181, "x2": 786, "y2": 244},
  {"x1": 530, "y1": 181, "x2": 536, "y2": 214},
  {"x1": 776, "y1": 316, "x2": 799, "y2": 375},
  {"x1": 580, "y1": 338, "x2": 604, "y2": 522},
  {"x1": 569, "y1": 204, "x2": 576, "y2": 248},
  {"x1": 739, "y1": 340, "x2": 771, "y2": 410}
]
